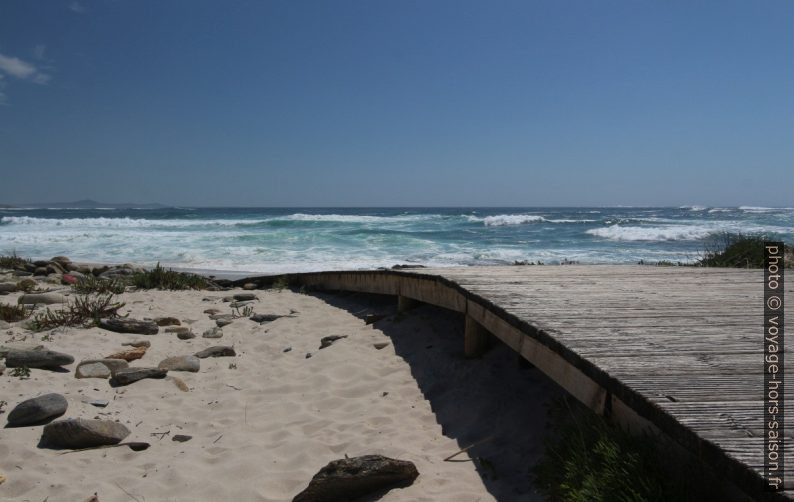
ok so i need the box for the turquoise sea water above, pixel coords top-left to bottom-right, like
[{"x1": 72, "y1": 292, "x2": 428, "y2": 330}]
[{"x1": 1, "y1": 207, "x2": 792, "y2": 273}]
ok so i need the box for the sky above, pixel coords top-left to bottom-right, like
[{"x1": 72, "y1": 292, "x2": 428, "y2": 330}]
[{"x1": 0, "y1": 0, "x2": 792, "y2": 207}]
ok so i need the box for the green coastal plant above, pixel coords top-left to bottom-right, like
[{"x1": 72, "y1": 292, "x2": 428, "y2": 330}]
[
  {"x1": 0, "y1": 303, "x2": 31, "y2": 322},
  {"x1": 0, "y1": 252, "x2": 30, "y2": 269},
  {"x1": 73, "y1": 275, "x2": 128, "y2": 294},
  {"x1": 698, "y1": 233, "x2": 792, "y2": 268},
  {"x1": 31, "y1": 294, "x2": 124, "y2": 331},
  {"x1": 533, "y1": 398, "x2": 715, "y2": 501},
  {"x1": 130, "y1": 263, "x2": 210, "y2": 290},
  {"x1": 11, "y1": 366, "x2": 31, "y2": 379}
]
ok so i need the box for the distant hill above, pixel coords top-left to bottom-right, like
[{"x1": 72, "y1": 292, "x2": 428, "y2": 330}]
[{"x1": 8, "y1": 199, "x2": 169, "y2": 209}]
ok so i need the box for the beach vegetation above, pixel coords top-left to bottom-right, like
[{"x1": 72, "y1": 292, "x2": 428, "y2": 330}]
[
  {"x1": 130, "y1": 263, "x2": 211, "y2": 290},
  {"x1": 31, "y1": 294, "x2": 125, "y2": 331},
  {"x1": 533, "y1": 397, "x2": 715, "y2": 501},
  {"x1": 698, "y1": 233, "x2": 792, "y2": 268},
  {"x1": 271, "y1": 276, "x2": 290, "y2": 291},
  {"x1": 11, "y1": 366, "x2": 31, "y2": 379},
  {"x1": 16, "y1": 278, "x2": 38, "y2": 292},
  {"x1": 73, "y1": 275, "x2": 127, "y2": 295},
  {"x1": 0, "y1": 252, "x2": 30, "y2": 269},
  {"x1": 0, "y1": 302, "x2": 31, "y2": 322}
]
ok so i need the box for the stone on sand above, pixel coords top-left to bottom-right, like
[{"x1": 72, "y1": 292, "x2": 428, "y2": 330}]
[
  {"x1": 17, "y1": 293, "x2": 66, "y2": 305},
  {"x1": 105, "y1": 346, "x2": 147, "y2": 362},
  {"x1": 40, "y1": 418, "x2": 130, "y2": 449},
  {"x1": 7, "y1": 393, "x2": 68, "y2": 426},
  {"x1": 292, "y1": 455, "x2": 419, "y2": 502},
  {"x1": 202, "y1": 327, "x2": 223, "y2": 339},
  {"x1": 158, "y1": 355, "x2": 200, "y2": 372},
  {"x1": 5, "y1": 349, "x2": 74, "y2": 368},
  {"x1": 98, "y1": 317, "x2": 159, "y2": 335},
  {"x1": 109, "y1": 367, "x2": 168, "y2": 387},
  {"x1": 194, "y1": 346, "x2": 236, "y2": 358}
]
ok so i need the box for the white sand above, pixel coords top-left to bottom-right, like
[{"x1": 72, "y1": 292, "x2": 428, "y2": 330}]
[{"x1": 0, "y1": 281, "x2": 559, "y2": 501}]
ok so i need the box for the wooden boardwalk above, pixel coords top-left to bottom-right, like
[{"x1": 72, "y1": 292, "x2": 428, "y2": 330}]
[{"x1": 234, "y1": 265, "x2": 792, "y2": 500}]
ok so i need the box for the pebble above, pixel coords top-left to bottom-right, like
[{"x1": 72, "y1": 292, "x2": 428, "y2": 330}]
[
  {"x1": 194, "y1": 346, "x2": 236, "y2": 358},
  {"x1": 177, "y1": 331, "x2": 196, "y2": 340},
  {"x1": 373, "y1": 342, "x2": 390, "y2": 350},
  {"x1": 155, "y1": 317, "x2": 181, "y2": 326},
  {"x1": 319, "y1": 335, "x2": 348, "y2": 350},
  {"x1": 172, "y1": 434, "x2": 193, "y2": 442},
  {"x1": 105, "y1": 346, "x2": 147, "y2": 362},
  {"x1": 216, "y1": 318, "x2": 233, "y2": 328},
  {"x1": 122, "y1": 340, "x2": 151, "y2": 348}
]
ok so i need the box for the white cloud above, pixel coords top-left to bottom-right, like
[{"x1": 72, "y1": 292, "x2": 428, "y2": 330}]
[
  {"x1": 0, "y1": 52, "x2": 50, "y2": 84},
  {"x1": 0, "y1": 53, "x2": 37, "y2": 79},
  {"x1": 69, "y1": 2, "x2": 85, "y2": 13}
]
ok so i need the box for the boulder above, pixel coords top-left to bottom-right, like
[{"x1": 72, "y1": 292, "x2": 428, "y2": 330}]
[
  {"x1": 0, "y1": 283, "x2": 16, "y2": 293},
  {"x1": 98, "y1": 318, "x2": 159, "y2": 335},
  {"x1": 194, "y1": 346, "x2": 236, "y2": 358},
  {"x1": 292, "y1": 455, "x2": 419, "y2": 502},
  {"x1": 17, "y1": 293, "x2": 66, "y2": 305},
  {"x1": 202, "y1": 327, "x2": 223, "y2": 339},
  {"x1": 158, "y1": 355, "x2": 200, "y2": 372},
  {"x1": 7, "y1": 393, "x2": 68, "y2": 426},
  {"x1": 5, "y1": 349, "x2": 74, "y2": 368},
  {"x1": 109, "y1": 367, "x2": 168, "y2": 387},
  {"x1": 40, "y1": 418, "x2": 130, "y2": 449},
  {"x1": 50, "y1": 256, "x2": 72, "y2": 267}
]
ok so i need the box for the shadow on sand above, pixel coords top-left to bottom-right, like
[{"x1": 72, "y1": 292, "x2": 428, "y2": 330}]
[{"x1": 313, "y1": 291, "x2": 563, "y2": 502}]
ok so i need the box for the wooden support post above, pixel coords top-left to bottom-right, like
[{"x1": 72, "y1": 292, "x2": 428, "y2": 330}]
[
  {"x1": 464, "y1": 314, "x2": 490, "y2": 358},
  {"x1": 397, "y1": 295, "x2": 419, "y2": 312}
]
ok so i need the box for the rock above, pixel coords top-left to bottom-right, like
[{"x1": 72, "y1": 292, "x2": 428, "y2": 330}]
[
  {"x1": 283, "y1": 347, "x2": 292, "y2": 353},
  {"x1": 172, "y1": 434, "x2": 192, "y2": 442},
  {"x1": 33, "y1": 267, "x2": 48, "y2": 276},
  {"x1": 229, "y1": 301, "x2": 254, "y2": 309},
  {"x1": 17, "y1": 293, "x2": 66, "y2": 305},
  {"x1": 242, "y1": 283, "x2": 257, "y2": 290},
  {"x1": 305, "y1": 353, "x2": 312, "y2": 359},
  {"x1": 61, "y1": 274, "x2": 78, "y2": 285},
  {"x1": 105, "y1": 346, "x2": 147, "y2": 362},
  {"x1": 292, "y1": 455, "x2": 419, "y2": 502},
  {"x1": 169, "y1": 376, "x2": 189, "y2": 392},
  {"x1": 373, "y1": 342, "x2": 390, "y2": 350},
  {"x1": 216, "y1": 318, "x2": 233, "y2": 328},
  {"x1": 194, "y1": 346, "x2": 235, "y2": 358},
  {"x1": 7, "y1": 393, "x2": 68, "y2": 426},
  {"x1": 40, "y1": 418, "x2": 130, "y2": 449},
  {"x1": 250, "y1": 314, "x2": 284, "y2": 323},
  {"x1": 0, "y1": 342, "x2": 44, "y2": 357},
  {"x1": 233, "y1": 293, "x2": 257, "y2": 301},
  {"x1": 209, "y1": 313, "x2": 233, "y2": 321},
  {"x1": 202, "y1": 327, "x2": 224, "y2": 339},
  {"x1": 155, "y1": 317, "x2": 180, "y2": 326},
  {"x1": 109, "y1": 367, "x2": 168, "y2": 387},
  {"x1": 158, "y1": 355, "x2": 200, "y2": 372},
  {"x1": 203, "y1": 308, "x2": 221, "y2": 315},
  {"x1": 319, "y1": 335, "x2": 348, "y2": 350},
  {"x1": 0, "y1": 363, "x2": 4, "y2": 375},
  {"x1": 365, "y1": 314, "x2": 386, "y2": 325},
  {"x1": 74, "y1": 362, "x2": 111, "y2": 379},
  {"x1": 50, "y1": 256, "x2": 72, "y2": 267},
  {"x1": 76, "y1": 359, "x2": 129, "y2": 378},
  {"x1": 0, "y1": 282, "x2": 16, "y2": 293},
  {"x1": 83, "y1": 399, "x2": 109, "y2": 408},
  {"x1": 177, "y1": 331, "x2": 196, "y2": 340},
  {"x1": 5, "y1": 349, "x2": 74, "y2": 368},
  {"x1": 121, "y1": 340, "x2": 151, "y2": 348},
  {"x1": 165, "y1": 326, "x2": 191, "y2": 335},
  {"x1": 98, "y1": 318, "x2": 159, "y2": 335}
]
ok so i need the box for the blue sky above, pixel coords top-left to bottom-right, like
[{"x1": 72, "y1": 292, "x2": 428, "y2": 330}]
[{"x1": 0, "y1": 0, "x2": 792, "y2": 207}]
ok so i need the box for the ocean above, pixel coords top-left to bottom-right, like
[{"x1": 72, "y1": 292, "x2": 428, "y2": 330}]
[{"x1": 1, "y1": 206, "x2": 792, "y2": 274}]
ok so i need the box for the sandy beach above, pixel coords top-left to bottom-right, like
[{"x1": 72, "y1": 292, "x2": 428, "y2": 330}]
[{"x1": 0, "y1": 264, "x2": 560, "y2": 501}]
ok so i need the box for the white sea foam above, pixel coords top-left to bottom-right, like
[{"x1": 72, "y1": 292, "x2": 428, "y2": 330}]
[{"x1": 587, "y1": 225, "x2": 718, "y2": 241}]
